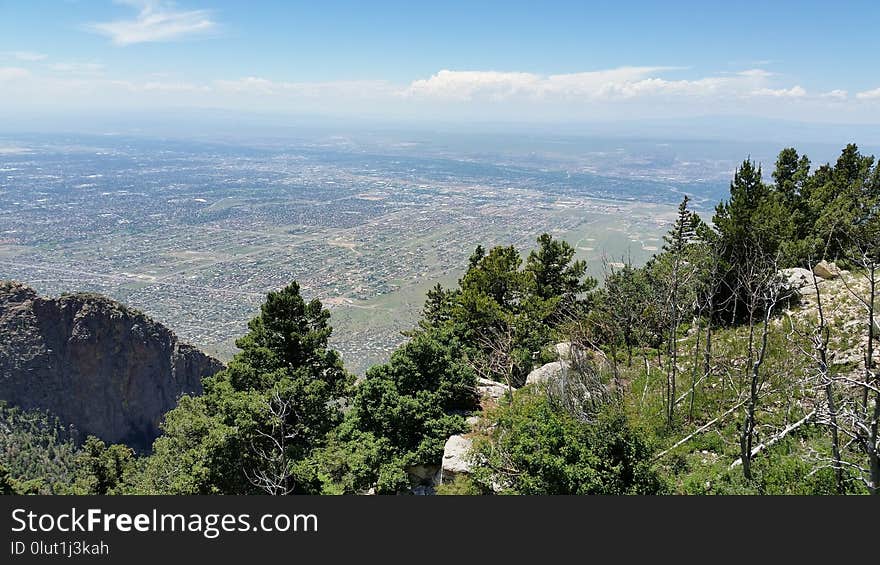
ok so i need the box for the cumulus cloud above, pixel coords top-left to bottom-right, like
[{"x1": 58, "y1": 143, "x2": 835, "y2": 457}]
[
  {"x1": 821, "y1": 89, "x2": 848, "y2": 100},
  {"x1": 403, "y1": 70, "x2": 542, "y2": 100},
  {"x1": 856, "y1": 87, "x2": 880, "y2": 100},
  {"x1": 87, "y1": 1, "x2": 217, "y2": 46},
  {"x1": 751, "y1": 85, "x2": 807, "y2": 98},
  {"x1": 402, "y1": 67, "x2": 689, "y2": 100},
  {"x1": 0, "y1": 63, "x2": 873, "y2": 124},
  {"x1": 401, "y1": 67, "x2": 784, "y2": 101}
]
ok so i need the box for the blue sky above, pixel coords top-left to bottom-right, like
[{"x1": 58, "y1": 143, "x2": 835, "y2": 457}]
[{"x1": 1, "y1": 0, "x2": 879, "y2": 125}]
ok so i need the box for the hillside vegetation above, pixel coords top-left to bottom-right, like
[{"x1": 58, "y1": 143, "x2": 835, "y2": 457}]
[{"x1": 2, "y1": 143, "x2": 878, "y2": 495}]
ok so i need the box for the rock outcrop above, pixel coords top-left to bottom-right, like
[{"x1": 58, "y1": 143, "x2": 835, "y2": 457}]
[
  {"x1": 525, "y1": 360, "x2": 568, "y2": 386},
  {"x1": 780, "y1": 268, "x2": 879, "y2": 376},
  {"x1": 781, "y1": 267, "x2": 814, "y2": 290},
  {"x1": 813, "y1": 260, "x2": 841, "y2": 280},
  {"x1": 441, "y1": 434, "x2": 474, "y2": 482},
  {"x1": 0, "y1": 281, "x2": 223, "y2": 451},
  {"x1": 476, "y1": 377, "x2": 510, "y2": 402}
]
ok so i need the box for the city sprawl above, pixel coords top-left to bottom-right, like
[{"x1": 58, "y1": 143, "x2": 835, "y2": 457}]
[{"x1": 0, "y1": 134, "x2": 726, "y2": 373}]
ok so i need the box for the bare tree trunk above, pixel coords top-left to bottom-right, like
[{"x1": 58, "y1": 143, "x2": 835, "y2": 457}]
[
  {"x1": 869, "y1": 388, "x2": 879, "y2": 494},
  {"x1": 812, "y1": 271, "x2": 843, "y2": 493},
  {"x1": 864, "y1": 264, "x2": 876, "y2": 415},
  {"x1": 667, "y1": 318, "x2": 677, "y2": 428},
  {"x1": 741, "y1": 304, "x2": 773, "y2": 480},
  {"x1": 608, "y1": 339, "x2": 621, "y2": 390},
  {"x1": 745, "y1": 306, "x2": 756, "y2": 393},
  {"x1": 856, "y1": 262, "x2": 878, "y2": 494},
  {"x1": 703, "y1": 308, "x2": 713, "y2": 384},
  {"x1": 732, "y1": 410, "x2": 816, "y2": 469},
  {"x1": 825, "y1": 380, "x2": 843, "y2": 493},
  {"x1": 655, "y1": 397, "x2": 749, "y2": 460},
  {"x1": 689, "y1": 317, "x2": 702, "y2": 422}
]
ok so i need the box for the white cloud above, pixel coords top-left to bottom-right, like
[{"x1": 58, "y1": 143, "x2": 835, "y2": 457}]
[
  {"x1": 736, "y1": 68, "x2": 775, "y2": 79},
  {"x1": 856, "y1": 87, "x2": 880, "y2": 100},
  {"x1": 403, "y1": 70, "x2": 542, "y2": 100},
  {"x1": 4, "y1": 51, "x2": 48, "y2": 62},
  {"x1": 0, "y1": 67, "x2": 31, "y2": 81},
  {"x1": 821, "y1": 89, "x2": 848, "y2": 100},
  {"x1": 142, "y1": 81, "x2": 207, "y2": 92},
  {"x1": 751, "y1": 85, "x2": 807, "y2": 98},
  {"x1": 87, "y1": 1, "x2": 217, "y2": 46},
  {"x1": 403, "y1": 67, "x2": 699, "y2": 101},
  {"x1": 402, "y1": 67, "x2": 781, "y2": 101},
  {"x1": 0, "y1": 64, "x2": 874, "y2": 125},
  {"x1": 214, "y1": 76, "x2": 277, "y2": 95},
  {"x1": 48, "y1": 62, "x2": 105, "y2": 74}
]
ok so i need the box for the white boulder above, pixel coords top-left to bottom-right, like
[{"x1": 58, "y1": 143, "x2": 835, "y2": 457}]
[
  {"x1": 781, "y1": 267, "x2": 814, "y2": 290},
  {"x1": 554, "y1": 342, "x2": 572, "y2": 360},
  {"x1": 476, "y1": 377, "x2": 510, "y2": 401},
  {"x1": 525, "y1": 360, "x2": 568, "y2": 386},
  {"x1": 441, "y1": 434, "x2": 474, "y2": 481}
]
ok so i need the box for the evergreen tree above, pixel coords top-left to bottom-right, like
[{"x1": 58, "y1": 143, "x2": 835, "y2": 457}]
[
  {"x1": 337, "y1": 326, "x2": 478, "y2": 493},
  {"x1": 72, "y1": 437, "x2": 134, "y2": 495},
  {"x1": 663, "y1": 195, "x2": 700, "y2": 254},
  {"x1": 0, "y1": 463, "x2": 15, "y2": 495},
  {"x1": 139, "y1": 282, "x2": 351, "y2": 494},
  {"x1": 600, "y1": 261, "x2": 654, "y2": 366},
  {"x1": 713, "y1": 159, "x2": 792, "y2": 320},
  {"x1": 526, "y1": 233, "x2": 594, "y2": 304},
  {"x1": 420, "y1": 283, "x2": 457, "y2": 329},
  {"x1": 772, "y1": 147, "x2": 810, "y2": 208}
]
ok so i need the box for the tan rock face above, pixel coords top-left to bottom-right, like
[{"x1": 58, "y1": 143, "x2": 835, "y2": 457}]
[
  {"x1": 0, "y1": 281, "x2": 223, "y2": 451},
  {"x1": 813, "y1": 260, "x2": 841, "y2": 280}
]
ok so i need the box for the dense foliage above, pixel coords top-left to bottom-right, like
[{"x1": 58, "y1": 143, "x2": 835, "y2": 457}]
[
  {"x1": 134, "y1": 281, "x2": 352, "y2": 494},
  {"x1": 472, "y1": 394, "x2": 663, "y2": 494}
]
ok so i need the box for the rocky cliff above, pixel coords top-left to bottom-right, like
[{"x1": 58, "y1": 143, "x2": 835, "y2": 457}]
[{"x1": 0, "y1": 281, "x2": 223, "y2": 451}]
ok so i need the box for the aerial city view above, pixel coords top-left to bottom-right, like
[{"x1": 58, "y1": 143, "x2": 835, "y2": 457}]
[
  {"x1": 0, "y1": 133, "x2": 726, "y2": 373},
  {"x1": 1, "y1": 0, "x2": 879, "y2": 517}
]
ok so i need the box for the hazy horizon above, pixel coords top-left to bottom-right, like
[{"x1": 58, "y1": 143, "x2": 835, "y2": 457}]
[{"x1": 2, "y1": 1, "x2": 880, "y2": 129}]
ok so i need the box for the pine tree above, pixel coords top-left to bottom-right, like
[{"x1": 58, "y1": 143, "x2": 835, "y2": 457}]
[
  {"x1": 526, "y1": 232, "x2": 594, "y2": 304},
  {"x1": 420, "y1": 283, "x2": 456, "y2": 329},
  {"x1": 139, "y1": 282, "x2": 351, "y2": 494},
  {"x1": 656, "y1": 196, "x2": 702, "y2": 426}
]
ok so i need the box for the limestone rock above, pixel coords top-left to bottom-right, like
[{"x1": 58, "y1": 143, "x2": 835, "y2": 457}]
[
  {"x1": 0, "y1": 281, "x2": 223, "y2": 451},
  {"x1": 554, "y1": 342, "x2": 572, "y2": 360},
  {"x1": 441, "y1": 434, "x2": 474, "y2": 481},
  {"x1": 781, "y1": 267, "x2": 814, "y2": 290},
  {"x1": 525, "y1": 360, "x2": 568, "y2": 386},
  {"x1": 814, "y1": 261, "x2": 841, "y2": 280},
  {"x1": 476, "y1": 377, "x2": 510, "y2": 401}
]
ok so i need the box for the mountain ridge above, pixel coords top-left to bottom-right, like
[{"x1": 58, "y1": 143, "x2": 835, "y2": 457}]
[{"x1": 0, "y1": 281, "x2": 223, "y2": 451}]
